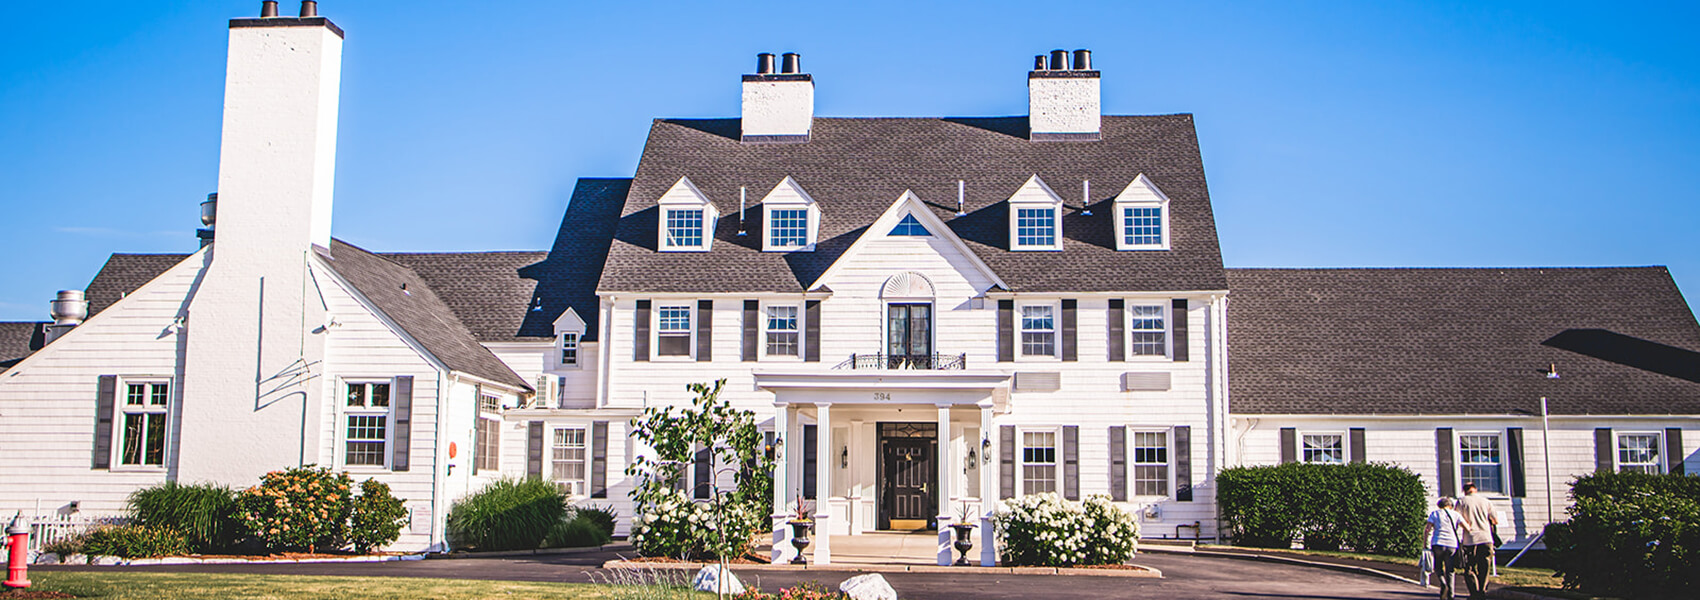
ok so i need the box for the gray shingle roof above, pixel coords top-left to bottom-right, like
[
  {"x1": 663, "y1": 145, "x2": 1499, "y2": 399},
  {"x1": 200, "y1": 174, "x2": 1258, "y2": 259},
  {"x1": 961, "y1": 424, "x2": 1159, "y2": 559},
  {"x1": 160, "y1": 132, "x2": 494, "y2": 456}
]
[
  {"x1": 0, "y1": 322, "x2": 46, "y2": 372},
  {"x1": 600, "y1": 116, "x2": 1227, "y2": 294},
  {"x1": 1225, "y1": 267, "x2": 1700, "y2": 415},
  {"x1": 87, "y1": 253, "x2": 196, "y2": 316}
]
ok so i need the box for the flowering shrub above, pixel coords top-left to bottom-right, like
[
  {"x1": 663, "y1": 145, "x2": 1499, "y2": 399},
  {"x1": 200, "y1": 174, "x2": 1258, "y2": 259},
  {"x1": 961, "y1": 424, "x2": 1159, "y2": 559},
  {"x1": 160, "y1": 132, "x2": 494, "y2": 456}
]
[
  {"x1": 628, "y1": 379, "x2": 773, "y2": 559},
  {"x1": 631, "y1": 488, "x2": 755, "y2": 558},
  {"x1": 993, "y1": 493, "x2": 1139, "y2": 567},
  {"x1": 734, "y1": 581, "x2": 849, "y2": 600},
  {"x1": 349, "y1": 479, "x2": 409, "y2": 553},
  {"x1": 237, "y1": 465, "x2": 353, "y2": 553}
]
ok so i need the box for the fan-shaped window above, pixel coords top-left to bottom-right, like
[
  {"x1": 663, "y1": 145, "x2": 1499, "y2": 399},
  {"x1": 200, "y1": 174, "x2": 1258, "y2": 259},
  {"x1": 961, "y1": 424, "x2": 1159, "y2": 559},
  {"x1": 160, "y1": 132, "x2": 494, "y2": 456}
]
[
  {"x1": 889, "y1": 214, "x2": 931, "y2": 236},
  {"x1": 881, "y1": 272, "x2": 935, "y2": 299}
]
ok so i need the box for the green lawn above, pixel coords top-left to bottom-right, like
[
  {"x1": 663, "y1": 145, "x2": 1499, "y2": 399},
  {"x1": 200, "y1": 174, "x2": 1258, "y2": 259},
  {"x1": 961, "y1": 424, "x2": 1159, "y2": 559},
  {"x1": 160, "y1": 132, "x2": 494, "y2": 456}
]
[{"x1": 25, "y1": 571, "x2": 710, "y2": 600}]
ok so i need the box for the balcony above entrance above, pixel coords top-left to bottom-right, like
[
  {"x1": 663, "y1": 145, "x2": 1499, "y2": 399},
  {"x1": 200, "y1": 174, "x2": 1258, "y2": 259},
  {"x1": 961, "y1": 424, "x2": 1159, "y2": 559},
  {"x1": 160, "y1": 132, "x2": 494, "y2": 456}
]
[{"x1": 834, "y1": 353, "x2": 967, "y2": 371}]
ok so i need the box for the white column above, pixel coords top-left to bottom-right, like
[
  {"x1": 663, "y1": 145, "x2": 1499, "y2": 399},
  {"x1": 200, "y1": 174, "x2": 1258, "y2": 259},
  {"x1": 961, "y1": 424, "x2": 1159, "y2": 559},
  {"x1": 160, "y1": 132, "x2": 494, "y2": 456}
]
[
  {"x1": 814, "y1": 403, "x2": 833, "y2": 565},
  {"x1": 848, "y1": 419, "x2": 864, "y2": 535},
  {"x1": 936, "y1": 404, "x2": 955, "y2": 566},
  {"x1": 980, "y1": 402, "x2": 997, "y2": 566},
  {"x1": 771, "y1": 403, "x2": 792, "y2": 564}
]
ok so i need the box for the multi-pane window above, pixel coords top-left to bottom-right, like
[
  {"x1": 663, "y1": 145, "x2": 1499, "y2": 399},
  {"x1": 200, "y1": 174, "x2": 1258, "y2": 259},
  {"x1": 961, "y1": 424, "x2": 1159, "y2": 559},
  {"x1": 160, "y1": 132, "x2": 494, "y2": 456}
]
[
  {"x1": 1129, "y1": 305, "x2": 1167, "y2": 356},
  {"x1": 1123, "y1": 206, "x2": 1163, "y2": 247},
  {"x1": 1302, "y1": 434, "x2": 1345, "y2": 464},
  {"x1": 766, "y1": 305, "x2": 799, "y2": 357},
  {"x1": 1015, "y1": 208, "x2": 1056, "y2": 248},
  {"x1": 560, "y1": 333, "x2": 579, "y2": 366},
  {"x1": 1020, "y1": 305, "x2": 1055, "y2": 357},
  {"x1": 1021, "y1": 430, "x2": 1058, "y2": 495},
  {"x1": 476, "y1": 393, "x2": 501, "y2": 472},
  {"x1": 1617, "y1": 433, "x2": 1662, "y2": 474},
  {"x1": 889, "y1": 214, "x2": 930, "y2": 236},
  {"x1": 1132, "y1": 431, "x2": 1170, "y2": 497},
  {"x1": 665, "y1": 209, "x2": 704, "y2": 248},
  {"x1": 552, "y1": 427, "x2": 589, "y2": 496},
  {"x1": 345, "y1": 381, "x2": 391, "y2": 467},
  {"x1": 769, "y1": 209, "x2": 808, "y2": 248},
  {"x1": 120, "y1": 382, "x2": 170, "y2": 466},
  {"x1": 1458, "y1": 434, "x2": 1503, "y2": 494},
  {"x1": 657, "y1": 306, "x2": 692, "y2": 357}
]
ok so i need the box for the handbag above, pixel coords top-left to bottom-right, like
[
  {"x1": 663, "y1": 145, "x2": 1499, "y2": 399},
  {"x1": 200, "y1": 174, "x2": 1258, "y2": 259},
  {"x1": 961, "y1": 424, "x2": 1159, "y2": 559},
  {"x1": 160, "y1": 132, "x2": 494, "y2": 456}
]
[{"x1": 1491, "y1": 527, "x2": 1503, "y2": 548}]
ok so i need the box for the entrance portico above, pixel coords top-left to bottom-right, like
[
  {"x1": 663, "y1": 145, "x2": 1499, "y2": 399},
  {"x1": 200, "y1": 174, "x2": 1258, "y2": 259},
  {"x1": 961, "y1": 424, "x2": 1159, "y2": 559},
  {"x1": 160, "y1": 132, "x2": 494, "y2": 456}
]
[{"x1": 755, "y1": 370, "x2": 1009, "y2": 566}]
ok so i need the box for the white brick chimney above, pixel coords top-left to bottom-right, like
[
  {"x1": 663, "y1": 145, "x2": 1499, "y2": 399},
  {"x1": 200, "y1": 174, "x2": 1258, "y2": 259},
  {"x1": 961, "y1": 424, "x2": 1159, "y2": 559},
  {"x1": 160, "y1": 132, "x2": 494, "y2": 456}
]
[
  {"x1": 741, "y1": 52, "x2": 813, "y2": 143},
  {"x1": 180, "y1": 2, "x2": 343, "y2": 484},
  {"x1": 1029, "y1": 49, "x2": 1100, "y2": 141}
]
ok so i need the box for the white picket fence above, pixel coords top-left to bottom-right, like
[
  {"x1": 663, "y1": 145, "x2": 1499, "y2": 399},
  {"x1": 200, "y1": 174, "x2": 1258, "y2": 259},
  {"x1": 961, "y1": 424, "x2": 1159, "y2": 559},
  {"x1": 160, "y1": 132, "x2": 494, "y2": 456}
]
[{"x1": 16, "y1": 512, "x2": 129, "y2": 554}]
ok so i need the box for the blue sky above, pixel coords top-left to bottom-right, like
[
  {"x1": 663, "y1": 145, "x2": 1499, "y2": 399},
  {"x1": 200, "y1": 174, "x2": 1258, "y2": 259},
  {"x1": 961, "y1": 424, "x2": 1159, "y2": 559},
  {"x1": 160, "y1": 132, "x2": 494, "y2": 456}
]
[{"x1": 1, "y1": 1, "x2": 1697, "y2": 321}]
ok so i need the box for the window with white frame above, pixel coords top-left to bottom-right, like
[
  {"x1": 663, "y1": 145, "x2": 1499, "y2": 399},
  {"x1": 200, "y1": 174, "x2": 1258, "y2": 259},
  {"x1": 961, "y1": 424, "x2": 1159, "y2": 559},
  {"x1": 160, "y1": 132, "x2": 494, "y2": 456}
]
[
  {"x1": 1015, "y1": 208, "x2": 1057, "y2": 248},
  {"x1": 1302, "y1": 434, "x2": 1345, "y2": 464},
  {"x1": 1131, "y1": 430, "x2": 1170, "y2": 497},
  {"x1": 1021, "y1": 429, "x2": 1058, "y2": 495},
  {"x1": 119, "y1": 381, "x2": 171, "y2": 466},
  {"x1": 475, "y1": 392, "x2": 501, "y2": 472},
  {"x1": 559, "y1": 333, "x2": 579, "y2": 366},
  {"x1": 344, "y1": 381, "x2": 392, "y2": 467},
  {"x1": 657, "y1": 305, "x2": 693, "y2": 357},
  {"x1": 1112, "y1": 174, "x2": 1173, "y2": 251},
  {"x1": 1458, "y1": 433, "x2": 1503, "y2": 494},
  {"x1": 1020, "y1": 304, "x2": 1056, "y2": 357},
  {"x1": 664, "y1": 209, "x2": 705, "y2": 249},
  {"x1": 889, "y1": 214, "x2": 931, "y2": 236},
  {"x1": 552, "y1": 427, "x2": 589, "y2": 496},
  {"x1": 1617, "y1": 432, "x2": 1663, "y2": 474},
  {"x1": 768, "y1": 209, "x2": 808, "y2": 248},
  {"x1": 766, "y1": 305, "x2": 799, "y2": 357},
  {"x1": 1129, "y1": 304, "x2": 1167, "y2": 357},
  {"x1": 1122, "y1": 206, "x2": 1163, "y2": 247}
]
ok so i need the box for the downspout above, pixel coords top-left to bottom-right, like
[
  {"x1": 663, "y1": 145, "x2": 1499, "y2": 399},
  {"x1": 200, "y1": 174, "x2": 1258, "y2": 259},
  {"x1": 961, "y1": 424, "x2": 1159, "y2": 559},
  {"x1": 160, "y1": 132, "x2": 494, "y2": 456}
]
[{"x1": 429, "y1": 368, "x2": 446, "y2": 552}]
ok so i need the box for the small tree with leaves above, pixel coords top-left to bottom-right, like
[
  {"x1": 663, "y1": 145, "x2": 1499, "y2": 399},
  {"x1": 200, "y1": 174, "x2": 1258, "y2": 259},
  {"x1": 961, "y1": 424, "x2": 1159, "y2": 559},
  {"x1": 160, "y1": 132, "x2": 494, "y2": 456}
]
[{"x1": 627, "y1": 379, "x2": 774, "y2": 559}]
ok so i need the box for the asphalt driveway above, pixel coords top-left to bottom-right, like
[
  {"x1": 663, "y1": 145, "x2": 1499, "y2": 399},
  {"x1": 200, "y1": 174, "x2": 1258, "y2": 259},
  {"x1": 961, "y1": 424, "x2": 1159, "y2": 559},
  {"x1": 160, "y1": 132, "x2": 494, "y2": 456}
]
[{"x1": 40, "y1": 551, "x2": 1435, "y2": 600}]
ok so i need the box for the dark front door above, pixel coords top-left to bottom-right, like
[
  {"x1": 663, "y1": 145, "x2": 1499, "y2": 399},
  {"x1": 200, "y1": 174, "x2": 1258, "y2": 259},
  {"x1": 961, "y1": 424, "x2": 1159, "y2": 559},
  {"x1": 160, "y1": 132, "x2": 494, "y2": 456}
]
[
  {"x1": 887, "y1": 303, "x2": 933, "y2": 369},
  {"x1": 878, "y1": 422, "x2": 937, "y2": 530}
]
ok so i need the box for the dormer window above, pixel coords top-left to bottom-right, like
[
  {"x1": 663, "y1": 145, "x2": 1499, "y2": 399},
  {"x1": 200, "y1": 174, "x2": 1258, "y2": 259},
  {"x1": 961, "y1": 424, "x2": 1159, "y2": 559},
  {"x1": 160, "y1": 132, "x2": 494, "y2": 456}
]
[
  {"x1": 889, "y1": 214, "x2": 931, "y2": 236},
  {"x1": 1113, "y1": 174, "x2": 1172, "y2": 251},
  {"x1": 759, "y1": 176, "x2": 820, "y2": 251},
  {"x1": 559, "y1": 333, "x2": 579, "y2": 366},
  {"x1": 657, "y1": 176, "x2": 718, "y2": 252},
  {"x1": 1007, "y1": 175, "x2": 1064, "y2": 251},
  {"x1": 551, "y1": 307, "x2": 586, "y2": 370}
]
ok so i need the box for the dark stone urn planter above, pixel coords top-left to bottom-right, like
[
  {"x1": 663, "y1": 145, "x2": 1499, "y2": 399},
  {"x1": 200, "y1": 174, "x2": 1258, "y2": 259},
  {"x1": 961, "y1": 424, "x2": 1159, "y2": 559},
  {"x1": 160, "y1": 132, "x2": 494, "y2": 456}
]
[
  {"x1": 788, "y1": 520, "x2": 813, "y2": 565},
  {"x1": 950, "y1": 522, "x2": 976, "y2": 566}
]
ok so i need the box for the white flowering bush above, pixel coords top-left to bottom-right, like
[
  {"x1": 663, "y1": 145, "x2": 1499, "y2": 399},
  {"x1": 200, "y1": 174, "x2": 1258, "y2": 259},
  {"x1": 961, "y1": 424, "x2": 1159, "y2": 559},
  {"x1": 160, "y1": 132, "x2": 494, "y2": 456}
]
[
  {"x1": 993, "y1": 493, "x2": 1139, "y2": 566},
  {"x1": 628, "y1": 380, "x2": 773, "y2": 559}
]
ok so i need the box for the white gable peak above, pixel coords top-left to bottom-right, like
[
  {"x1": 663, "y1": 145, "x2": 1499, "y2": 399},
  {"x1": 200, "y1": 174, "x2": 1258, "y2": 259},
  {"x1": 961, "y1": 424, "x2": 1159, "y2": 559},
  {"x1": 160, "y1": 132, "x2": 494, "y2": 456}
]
[
  {"x1": 759, "y1": 176, "x2": 821, "y2": 252},
  {"x1": 657, "y1": 176, "x2": 718, "y2": 252},
  {"x1": 809, "y1": 190, "x2": 1006, "y2": 292},
  {"x1": 552, "y1": 307, "x2": 586, "y2": 335}
]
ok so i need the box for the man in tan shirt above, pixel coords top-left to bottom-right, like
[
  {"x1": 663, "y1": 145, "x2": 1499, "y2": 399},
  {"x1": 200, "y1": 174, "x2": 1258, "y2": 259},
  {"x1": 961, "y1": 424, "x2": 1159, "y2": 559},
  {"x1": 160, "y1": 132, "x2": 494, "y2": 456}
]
[{"x1": 1456, "y1": 483, "x2": 1499, "y2": 600}]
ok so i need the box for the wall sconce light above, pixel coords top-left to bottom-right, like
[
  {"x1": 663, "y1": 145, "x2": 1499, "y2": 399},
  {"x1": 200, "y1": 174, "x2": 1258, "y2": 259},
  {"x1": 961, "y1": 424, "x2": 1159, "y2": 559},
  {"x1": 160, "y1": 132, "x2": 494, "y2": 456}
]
[
  {"x1": 966, "y1": 447, "x2": 978, "y2": 465},
  {"x1": 981, "y1": 436, "x2": 993, "y2": 464},
  {"x1": 840, "y1": 446, "x2": 849, "y2": 469}
]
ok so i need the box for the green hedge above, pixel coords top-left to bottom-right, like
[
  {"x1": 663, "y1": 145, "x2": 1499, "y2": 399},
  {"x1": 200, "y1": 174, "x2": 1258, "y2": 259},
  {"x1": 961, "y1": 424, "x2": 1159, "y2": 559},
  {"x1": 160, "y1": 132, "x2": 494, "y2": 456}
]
[
  {"x1": 1545, "y1": 472, "x2": 1700, "y2": 599},
  {"x1": 1217, "y1": 462, "x2": 1426, "y2": 556}
]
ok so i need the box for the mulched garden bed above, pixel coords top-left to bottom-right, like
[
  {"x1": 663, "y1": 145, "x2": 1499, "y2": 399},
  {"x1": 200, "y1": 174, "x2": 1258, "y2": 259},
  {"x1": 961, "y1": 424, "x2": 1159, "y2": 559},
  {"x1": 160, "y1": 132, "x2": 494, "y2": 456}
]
[
  {"x1": 1070, "y1": 563, "x2": 1147, "y2": 570},
  {"x1": 621, "y1": 554, "x2": 771, "y2": 565},
  {"x1": 0, "y1": 590, "x2": 76, "y2": 599}
]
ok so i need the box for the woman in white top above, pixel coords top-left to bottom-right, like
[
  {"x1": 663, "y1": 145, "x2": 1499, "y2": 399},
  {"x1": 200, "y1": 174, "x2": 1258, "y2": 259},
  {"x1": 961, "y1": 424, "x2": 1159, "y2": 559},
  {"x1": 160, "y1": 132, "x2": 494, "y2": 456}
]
[{"x1": 1422, "y1": 497, "x2": 1464, "y2": 600}]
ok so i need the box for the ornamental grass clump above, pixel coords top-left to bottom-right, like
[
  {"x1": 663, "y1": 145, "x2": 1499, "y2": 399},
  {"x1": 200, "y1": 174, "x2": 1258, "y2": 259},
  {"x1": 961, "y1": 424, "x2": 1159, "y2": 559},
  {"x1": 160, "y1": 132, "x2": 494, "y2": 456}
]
[
  {"x1": 993, "y1": 493, "x2": 1139, "y2": 567},
  {"x1": 236, "y1": 465, "x2": 354, "y2": 553},
  {"x1": 446, "y1": 477, "x2": 570, "y2": 551},
  {"x1": 81, "y1": 524, "x2": 190, "y2": 559},
  {"x1": 128, "y1": 482, "x2": 241, "y2": 553}
]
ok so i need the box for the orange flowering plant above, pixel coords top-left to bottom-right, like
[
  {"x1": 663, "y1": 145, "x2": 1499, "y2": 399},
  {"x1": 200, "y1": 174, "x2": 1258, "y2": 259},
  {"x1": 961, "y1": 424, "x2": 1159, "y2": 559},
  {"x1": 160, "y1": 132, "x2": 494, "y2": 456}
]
[{"x1": 236, "y1": 465, "x2": 354, "y2": 553}]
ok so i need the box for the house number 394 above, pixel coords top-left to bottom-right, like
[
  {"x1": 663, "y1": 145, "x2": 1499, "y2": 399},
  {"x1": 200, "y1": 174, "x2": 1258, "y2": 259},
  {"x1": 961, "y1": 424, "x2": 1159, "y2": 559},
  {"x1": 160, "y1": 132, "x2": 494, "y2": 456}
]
[{"x1": 873, "y1": 392, "x2": 891, "y2": 402}]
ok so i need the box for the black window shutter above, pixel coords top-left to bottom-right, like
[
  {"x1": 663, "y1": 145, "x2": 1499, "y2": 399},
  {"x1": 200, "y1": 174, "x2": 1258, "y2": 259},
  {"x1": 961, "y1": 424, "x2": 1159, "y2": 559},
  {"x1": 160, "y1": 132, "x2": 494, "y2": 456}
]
[
  {"x1": 1108, "y1": 426, "x2": 1127, "y2": 502},
  {"x1": 392, "y1": 376, "x2": 414, "y2": 471},
  {"x1": 1594, "y1": 428, "x2": 1613, "y2": 473},
  {"x1": 92, "y1": 375, "x2": 116, "y2": 470},
  {"x1": 1506, "y1": 427, "x2": 1526, "y2": 498},
  {"x1": 1349, "y1": 427, "x2": 1366, "y2": 464},
  {"x1": 1279, "y1": 427, "x2": 1297, "y2": 464},
  {"x1": 1171, "y1": 299, "x2": 1189, "y2": 362},
  {"x1": 526, "y1": 421, "x2": 544, "y2": 480},
  {"x1": 997, "y1": 300, "x2": 1014, "y2": 362},
  {"x1": 803, "y1": 424, "x2": 818, "y2": 499},
  {"x1": 1667, "y1": 428, "x2": 1684, "y2": 475},
  {"x1": 1060, "y1": 299, "x2": 1078, "y2": 362},
  {"x1": 590, "y1": 421, "x2": 609, "y2": 498},
  {"x1": 1437, "y1": 428, "x2": 1456, "y2": 497},
  {"x1": 1107, "y1": 299, "x2": 1125, "y2": 362},
  {"x1": 693, "y1": 444, "x2": 712, "y2": 499},
  {"x1": 742, "y1": 300, "x2": 759, "y2": 362},
  {"x1": 1000, "y1": 425, "x2": 1016, "y2": 499},
  {"x1": 1174, "y1": 425, "x2": 1193, "y2": 502},
  {"x1": 1062, "y1": 425, "x2": 1080, "y2": 500},
  {"x1": 696, "y1": 299, "x2": 713, "y2": 361},
  {"x1": 634, "y1": 300, "x2": 651, "y2": 361},
  {"x1": 804, "y1": 300, "x2": 821, "y2": 362}
]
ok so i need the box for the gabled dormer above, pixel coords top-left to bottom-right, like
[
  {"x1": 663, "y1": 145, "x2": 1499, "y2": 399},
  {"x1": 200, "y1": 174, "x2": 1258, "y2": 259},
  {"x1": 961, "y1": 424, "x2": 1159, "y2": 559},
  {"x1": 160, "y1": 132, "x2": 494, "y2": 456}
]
[
  {"x1": 657, "y1": 176, "x2": 718, "y2": 252},
  {"x1": 759, "y1": 176, "x2": 820, "y2": 252},
  {"x1": 1007, "y1": 175, "x2": 1064, "y2": 252},
  {"x1": 552, "y1": 307, "x2": 586, "y2": 369},
  {"x1": 1112, "y1": 173, "x2": 1171, "y2": 251}
]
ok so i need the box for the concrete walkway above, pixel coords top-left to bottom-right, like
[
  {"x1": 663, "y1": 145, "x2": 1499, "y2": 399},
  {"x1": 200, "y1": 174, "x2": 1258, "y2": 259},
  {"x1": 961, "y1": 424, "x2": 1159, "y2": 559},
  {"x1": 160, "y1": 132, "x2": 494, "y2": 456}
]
[{"x1": 821, "y1": 531, "x2": 940, "y2": 566}]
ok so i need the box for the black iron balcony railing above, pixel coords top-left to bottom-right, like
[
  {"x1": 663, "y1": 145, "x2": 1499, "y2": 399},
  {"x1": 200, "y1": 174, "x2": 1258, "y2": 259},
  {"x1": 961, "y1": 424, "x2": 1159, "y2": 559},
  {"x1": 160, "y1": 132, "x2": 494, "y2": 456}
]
[{"x1": 833, "y1": 353, "x2": 967, "y2": 371}]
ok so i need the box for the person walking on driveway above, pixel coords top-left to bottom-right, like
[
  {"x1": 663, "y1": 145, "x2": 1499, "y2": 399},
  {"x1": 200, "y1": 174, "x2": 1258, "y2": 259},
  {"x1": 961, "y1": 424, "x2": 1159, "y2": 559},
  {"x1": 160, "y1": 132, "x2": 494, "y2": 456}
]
[
  {"x1": 1456, "y1": 483, "x2": 1499, "y2": 600},
  {"x1": 1422, "y1": 497, "x2": 1464, "y2": 600}
]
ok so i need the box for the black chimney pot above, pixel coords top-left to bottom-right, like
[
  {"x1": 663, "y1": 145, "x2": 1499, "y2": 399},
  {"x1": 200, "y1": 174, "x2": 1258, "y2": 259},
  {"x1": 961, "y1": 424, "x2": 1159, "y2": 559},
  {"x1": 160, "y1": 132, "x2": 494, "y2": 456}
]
[
  {"x1": 1049, "y1": 49, "x2": 1069, "y2": 70},
  {"x1": 1073, "y1": 49, "x2": 1091, "y2": 70},
  {"x1": 1033, "y1": 55, "x2": 1047, "y2": 70},
  {"x1": 300, "y1": 0, "x2": 317, "y2": 17},
  {"x1": 756, "y1": 53, "x2": 776, "y2": 75},
  {"x1": 260, "y1": 1, "x2": 279, "y2": 17},
  {"x1": 781, "y1": 52, "x2": 801, "y2": 74}
]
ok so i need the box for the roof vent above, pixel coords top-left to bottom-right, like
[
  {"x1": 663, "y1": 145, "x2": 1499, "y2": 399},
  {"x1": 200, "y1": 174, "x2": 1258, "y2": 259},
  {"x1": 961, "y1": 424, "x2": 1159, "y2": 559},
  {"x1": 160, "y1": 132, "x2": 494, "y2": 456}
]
[
  {"x1": 50, "y1": 290, "x2": 88, "y2": 327},
  {"x1": 201, "y1": 193, "x2": 218, "y2": 227},
  {"x1": 299, "y1": 1, "x2": 318, "y2": 17},
  {"x1": 260, "y1": 1, "x2": 279, "y2": 17}
]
